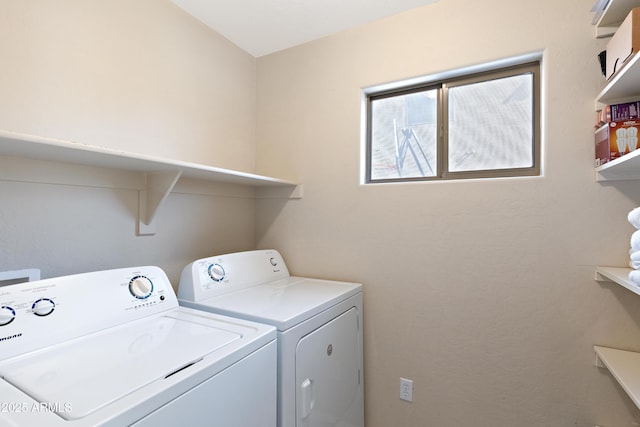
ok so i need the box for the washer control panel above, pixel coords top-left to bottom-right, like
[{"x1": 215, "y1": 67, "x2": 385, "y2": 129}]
[{"x1": 0, "y1": 266, "x2": 177, "y2": 360}]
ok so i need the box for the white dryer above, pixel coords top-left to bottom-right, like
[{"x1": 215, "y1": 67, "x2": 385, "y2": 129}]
[
  {"x1": 178, "y1": 249, "x2": 364, "y2": 427},
  {"x1": 0, "y1": 266, "x2": 277, "y2": 427}
]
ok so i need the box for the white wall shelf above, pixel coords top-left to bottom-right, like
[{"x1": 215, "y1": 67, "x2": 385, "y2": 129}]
[
  {"x1": 0, "y1": 129, "x2": 302, "y2": 235},
  {"x1": 596, "y1": 52, "x2": 640, "y2": 105},
  {"x1": 595, "y1": 266, "x2": 640, "y2": 295},
  {"x1": 593, "y1": 0, "x2": 640, "y2": 37},
  {"x1": 594, "y1": 346, "x2": 640, "y2": 410},
  {"x1": 595, "y1": 149, "x2": 640, "y2": 181},
  {"x1": 594, "y1": 52, "x2": 640, "y2": 182},
  {"x1": 591, "y1": 4, "x2": 640, "y2": 418}
]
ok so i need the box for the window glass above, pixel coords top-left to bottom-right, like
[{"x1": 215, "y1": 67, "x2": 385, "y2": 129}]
[
  {"x1": 447, "y1": 73, "x2": 533, "y2": 172},
  {"x1": 365, "y1": 59, "x2": 540, "y2": 183},
  {"x1": 369, "y1": 89, "x2": 438, "y2": 180}
]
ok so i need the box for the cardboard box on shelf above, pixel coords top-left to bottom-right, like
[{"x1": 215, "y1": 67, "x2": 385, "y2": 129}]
[
  {"x1": 595, "y1": 123, "x2": 611, "y2": 166},
  {"x1": 596, "y1": 108, "x2": 609, "y2": 127},
  {"x1": 595, "y1": 120, "x2": 640, "y2": 166},
  {"x1": 606, "y1": 7, "x2": 640, "y2": 80}
]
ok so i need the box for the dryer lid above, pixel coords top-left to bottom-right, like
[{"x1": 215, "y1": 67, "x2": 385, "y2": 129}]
[
  {"x1": 0, "y1": 312, "x2": 241, "y2": 420},
  {"x1": 193, "y1": 277, "x2": 362, "y2": 331}
]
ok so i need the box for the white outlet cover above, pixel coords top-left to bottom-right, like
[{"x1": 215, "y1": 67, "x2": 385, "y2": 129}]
[{"x1": 400, "y1": 377, "x2": 413, "y2": 402}]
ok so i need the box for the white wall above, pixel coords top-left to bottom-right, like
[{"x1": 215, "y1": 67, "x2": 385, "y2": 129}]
[
  {"x1": 0, "y1": 0, "x2": 259, "y2": 284},
  {"x1": 255, "y1": 0, "x2": 640, "y2": 425}
]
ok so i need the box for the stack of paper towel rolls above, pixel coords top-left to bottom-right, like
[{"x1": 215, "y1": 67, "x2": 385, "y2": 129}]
[{"x1": 628, "y1": 207, "x2": 640, "y2": 284}]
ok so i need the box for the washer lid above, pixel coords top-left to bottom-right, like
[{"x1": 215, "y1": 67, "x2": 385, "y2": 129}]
[
  {"x1": 0, "y1": 312, "x2": 241, "y2": 420},
  {"x1": 192, "y1": 277, "x2": 362, "y2": 331}
]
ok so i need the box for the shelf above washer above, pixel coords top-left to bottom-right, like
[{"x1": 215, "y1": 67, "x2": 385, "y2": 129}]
[
  {"x1": 0, "y1": 129, "x2": 302, "y2": 235},
  {"x1": 0, "y1": 129, "x2": 299, "y2": 187}
]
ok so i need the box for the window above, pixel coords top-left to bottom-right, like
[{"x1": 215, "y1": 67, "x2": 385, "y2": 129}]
[{"x1": 365, "y1": 59, "x2": 541, "y2": 183}]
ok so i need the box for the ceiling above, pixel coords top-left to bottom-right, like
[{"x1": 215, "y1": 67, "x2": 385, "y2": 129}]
[{"x1": 170, "y1": 0, "x2": 440, "y2": 57}]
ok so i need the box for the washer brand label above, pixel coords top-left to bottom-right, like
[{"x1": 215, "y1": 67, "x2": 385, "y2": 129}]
[{"x1": 0, "y1": 333, "x2": 22, "y2": 342}]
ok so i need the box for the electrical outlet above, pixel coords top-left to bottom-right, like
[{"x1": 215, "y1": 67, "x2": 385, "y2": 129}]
[{"x1": 400, "y1": 377, "x2": 413, "y2": 402}]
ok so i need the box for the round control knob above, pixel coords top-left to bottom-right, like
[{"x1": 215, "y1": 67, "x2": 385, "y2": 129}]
[
  {"x1": 0, "y1": 306, "x2": 16, "y2": 326},
  {"x1": 208, "y1": 263, "x2": 226, "y2": 282},
  {"x1": 129, "y1": 276, "x2": 154, "y2": 299},
  {"x1": 32, "y1": 298, "x2": 55, "y2": 317}
]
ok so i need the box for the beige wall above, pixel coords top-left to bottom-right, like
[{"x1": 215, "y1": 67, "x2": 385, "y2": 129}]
[
  {"x1": 255, "y1": 0, "x2": 640, "y2": 425},
  {"x1": 0, "y1": 0, "x2": 259, "y2": 284},
  {"x1": 0, "y1": 0, "x2": 256, "y2": 171}
]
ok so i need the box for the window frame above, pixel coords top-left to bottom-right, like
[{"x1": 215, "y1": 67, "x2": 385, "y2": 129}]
[{"x1": 364, "y1": 58, "x2": 541, "y2": 184}]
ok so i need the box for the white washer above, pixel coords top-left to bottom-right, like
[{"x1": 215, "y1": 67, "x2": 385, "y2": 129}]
[
  {"x1": 178, "y1": 249, "x2": 364, "y2": 427},
  {"x1": 0, "y1": 266, "x2": 277, "y2": 427}
]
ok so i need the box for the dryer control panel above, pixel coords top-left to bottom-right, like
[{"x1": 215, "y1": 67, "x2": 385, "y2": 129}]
[
  {"x1": 178, "y1": 249, "x2": 290, "y2": 301},
  {"x1": 0, "y1": 266, "x2": 177, "y2": 360}
]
